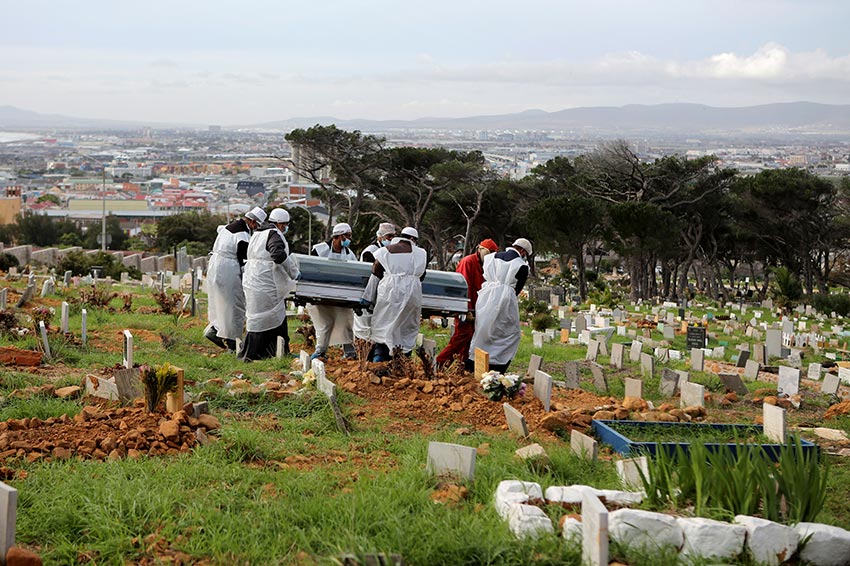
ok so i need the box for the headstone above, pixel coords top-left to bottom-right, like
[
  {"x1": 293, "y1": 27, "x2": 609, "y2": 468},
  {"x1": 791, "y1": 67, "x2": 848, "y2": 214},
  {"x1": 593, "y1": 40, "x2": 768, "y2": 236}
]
[
  {"x1": 681, "y1": 382, "x2": 705, "y2": 408},
  {"x1": 686, "y1": 326, "x2": 707, "y2": 350},
  {"x1": 0, "y1": 481, "x2": 17, "y2": 559},
  {"x1": 549, "y1": 293, "x2": 559, "y2": 307},
  {"x1": 582, "y1": 492, "x2": 609, "y2": 566},
  {"x1": 60, "y1": 301, "x2": 69, "y2": 333},
  {"x1": 624, "y1": 377, "x2": 643, "y2": 399},
  {"x1": 81, "y1": 309, "x2": 87, "y2": 346},
  {"x1": 610, "y1": 343, "x2": 624, "y2": 369},
  {"x1": 426, "y1": 442, "x2": 475, "y2": 481},
  {"x1": 822, "y1": 373, "x2": 840, "y2": 396},
  {"x1": 663, "y1": 326, "x2": 675, "y2": 341},
  {"x1": 616, "y1": 456, "x2": 649, "y2": 490},
  {"x1": 85, "y1": 374, "x2": 119, "y2": 400},
  {"x1": 639, "y1": 352, "x2": 654, "y2": 377},
  {"x1": 534, "y1": 370, "x2": 553, "y2": 412},
  {"x1": 527, "y1": 354, "x2": 543, "y2": 378},
  {"x1": 63, "y1": 270, "x2": 72, "y2": 286},
  {"x1": 0, "y1": 288, "x2": 5, "y2": 310},
  {"x1": 753, "y1": 343, "x2": 766, "y2": 364},
  {"x1": 839, "y1": 367, "x2": 850, "y2": 385},
  {"x1": 629, "y1": 340, "x2": 642, "y2": 363},
  {"x1": 712, "y1": 346, "x2": 726, "y2": 359},
  {"x1": 15, "y1": 284, "x2": 33, "y2": 308},
  {"x1": 736, "y1": 350, "x2": 750, "y2": 368},
  {"x1": 766, "y1": 328, "x2": 782, "y2": 359},
  {"x1": 690, "y1": 348, "x2": 704, "y2": 371},
  {"x1": 585, "y1": 339, "x2": 600, "y2": 362},
  {"x1": 718, "y1": 373, "x2": 749, "y2": 396},
  {"x1": 574, "y1": 315, "x2": 587, "y2": 335},
  {"x1": 590, "y1": 363, "x2": 607, "y2": 393},
  {"x1": 38, "y1": 321, "x2": 51, "y2": 359},
  {"x1": 40, "y1": 277, "x2": 54, "y2": 298},
  {"x1": 171, "y1": 274, "x2": 181, "y2": 290},
  {"x1": 164, "y1": 366, "x2": 185, "y2": 413},
  {"x1": 122, "y1": 330, "x2": 133, "y2": 369},
  {"x1": 580, "y1": 329, "x2": 591, "y2": 345},
  {"x1": 564, "y1": 361, "x2": 580, "y2": 389},
  {"x1": 743, "y1": 359, "x2": 761, "y2": 381},
  {"x1": 474, "y1": 348, "x2": 489, "y2": 378},
  {"x1": 598, "y1": 338, "x2": 608, "y2": 357},
  {"x1": 570, "y1": 430, "x2": 598, "y2": 460},
  {"x1": 660, "y1": 369, "x2": 679, "y2": 397},
  {"x1": 532, "y1": 332, "x2": 544, "y2": 349},
  {"x1": 763, "y1": 404, "x2": 786, "y2": 444},
  {"x1": 503, "y1": 403, "x2": 529, "y2": 437},
  {"x1": 777, "y1": 366, "x2": 801, "y2": 397},
  {"x1": 114, "y1": 367, "x2": 142, "y2": 404},
  {"x1": 299, "y1": 350, "x2": 310, "y2": 372},
  {"x1": 807, "y1": 363, "x2": 822, "y2": 381},
  {"x1": 311, "y1": 358, "x2": 326, "y2": 383},
  {"x1": 560, "y1": 328, "x2": 569, "y2": 343}
]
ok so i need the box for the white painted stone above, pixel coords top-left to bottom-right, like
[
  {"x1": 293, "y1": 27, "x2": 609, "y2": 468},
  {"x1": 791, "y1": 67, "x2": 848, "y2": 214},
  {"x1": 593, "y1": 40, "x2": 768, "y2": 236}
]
[
  {"x1": 795, "y1": 522, "x2": 850, "y2": 566},
  {"x1": 562, "y1": 516, "x2": 582, "y2": 542},
  {"x1": 0, "y1": 481, "x2": 16, "y2": 559},
  {"x1": 610, "y1": 343, "x2": 624, "y2": 369},
  {"x1": 734, "y1": 515, "x2": 799, "y2": 566},
  {"x1": 677, "y1": 517, "x2": 746, "y2": 561},
  {"x1": 596, "y1": 489, "x2": 643, "y2": 506},
  {"x1": 276, "y1": 336, "x2": 286, "y2": 358},
  {"x1": 743, "y1": 359, "x2": 761, "y2": 381},
  {"x1": 808, "y1": 362, "x2": 823, "y2": 381},
  {"x1": 763, "y1": 403, "x2": 786, "y2": 443},
  {"x1": 495, "y1": 480, "x2": 543, "y2": 518},
  {"x1": 570, "y1": 429, "x2": 598, "y2": 460},
  {"x1": 38, "y1": 321, "x2": 51, "y2": 359},
  {"x1": 582, "y1": 492, "x2": 609, "y2": 566},
  {"x1": 426, "y1": 442, "x2": 475, "y2": 481},
  {"x1": 122, "y1": 329, "x2": 133, "y2": 369},
  {"x1": 311, "y1": 358, "x2": 326, "y2": 382},
  {"x1": 624, "y1": 377, "x2": 643, "y2": 399},
  {"x1": 300, "y1": 350, "x2": 310, "y2": 372},
  {"x1": 813, "y1": 427, "x2": 849, "y2": 442},
  {"x1": 777, "y1": 366, "x2": 801, "y2": 396},
  {"x1": 532, "y1": 332, "x2": 544, "y2": 349},
  {"x1": 839, "y1": 366, "x2": 850, "y2": 385},
  {"x1": 544, "y1": 485, "x2": 642, "y2": 507},
  {"x1": 533, "y1": 370, "x2": 553, "y2": 412},
  {"x1": 506, "y1": 503, "x2": 554, "y2": 539},
  {"x1": 680, "y1": 382, "x2": 705, "y2": 408},
  {"x1": 60, "y1": 301, "x2": 69, "y2": 333},
  {"x1": 81, "y1": 308, "x2": 87, "y2": 346},
  {"x1": 639, "y1": 352, "x2": 654, "y2": 377},
  {"x1": 609, "y1": 508, "x2": 684, "y2": 552},
  {"x1": 629, "y1": 340, "x2": 642, "y2": 362},
  {"x1": 586, "y1": 339, "x2": 599, "y2": 361},
  {"x1": 85, "y1": 374, "x2": 119, "y2": 401},
  {"x1": 690, "y1": 348, "x2": 704, "y2": 371},
  {"x1": 823, "y1": 373, "x2": 841, "y2": 396}
]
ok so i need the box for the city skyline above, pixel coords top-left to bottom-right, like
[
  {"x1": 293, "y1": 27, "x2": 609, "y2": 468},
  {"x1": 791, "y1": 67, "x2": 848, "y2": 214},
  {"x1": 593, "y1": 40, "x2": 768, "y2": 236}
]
[{"x1": 2, "y1": 0, "x2": 849, "y2": 125}]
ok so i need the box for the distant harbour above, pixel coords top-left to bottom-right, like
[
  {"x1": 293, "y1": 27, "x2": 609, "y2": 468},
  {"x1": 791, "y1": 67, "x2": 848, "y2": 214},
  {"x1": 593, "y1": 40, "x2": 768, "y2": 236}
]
[{"x1": 0, "y1": 131, "x2": 41, "y2": 143}]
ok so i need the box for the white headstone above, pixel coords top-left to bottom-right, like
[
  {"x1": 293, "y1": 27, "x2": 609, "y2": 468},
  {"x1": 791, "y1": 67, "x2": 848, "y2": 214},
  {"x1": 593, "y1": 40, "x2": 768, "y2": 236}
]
[
  {"x1": 311, "y1": 358, "x2": 326, "y2": 383},
  {"x1": 276, "y1": 336, "x2": 286, "y2": 358},
  {"x1": 585, "y1": 339, "x2": 600, "y2": 362},
  {"x1": 300, "y1": 350, "x2": 310, "y2": 372},
  {"x1": 590, "y1": 362, "x2": 607, "y2": 392},
  {"x1": 766, "y1": 328, "x2": 782, "y2": 359},
  {"x1": 81, "y1": 309, "x2": 87, "y2": 346},
  {"x1": 610, "y1": 343, "x2": 624, "y2": 369},
  {"x1": 624, "y1": 377, "x2": 643, "y2": 399},
  {"x1": 763, "y1": 403, "x2": 786, "y2": 444},
  {"x1": 534, "y1": 370, "x2": 553, "y2": 412},
  {"x1": 581, "y1": 492, "x2": 609, "y2": 566},
  {"x1": 777, "y1": 366, "x2": 801, "y2": 397},
  {"x1": 171, "y1": 274, "x2": 181, "y2": 290},
  {"x1": 532, "y1": 332, "x2": 544, "y2": 349},
  {"x1": 503, "y1": 403, "x2": 529, "y2": 437},
  {"x1": 0, "y1": 481, "x2": 17, "y2": 559},
  {"x1": 527, "y1": 354, "x2": 543, "y2": 378},
  {"x1": 122, "y1": 330, "x2": 133, "y2": 369},
  {"x1": 60, "y1": 301, "x2": 69, "y2": 333},
  {"x1": 822, "y1": 373, "x2": 840, "y2": 396},
  {"x1": 660, "y1": 369, "x2": 679, "y2": 397},
  {"x1": 0, "y1": 288, "x2": 6, "y2": 310},
  {"x1": 629, "y1": 340, "x2": 642, "y2": 363},
  {"x1": 743, "y1": 359, "x2": 761, "y2": 381},
  {"x1": 570, "y1": 430, "x2": 598, "y2": 460},
  {"x1": 426, "y1": 442, "x2": 476, "y2": 481},
  {"x1": 639, "y1": 352, "x2": 654, "y2": 377},
  {"x1": 807, "y1": 363, "x2": 822, "y2": 381},
  {"x1": 38, "y1": 321, "x2": 51, "y2": 359},
  {"x1": 681, "y1": 382, "x2": 705, "y2": 408},
  {"x1": 616, "y1": 456, "x2": 649, "y2": 490},
  {"x1": 690, "y1": 348, "x2": 704, "y2": 371},
  {"x1": 839, "y1": 367, "x2": 850, "y2": 385}
]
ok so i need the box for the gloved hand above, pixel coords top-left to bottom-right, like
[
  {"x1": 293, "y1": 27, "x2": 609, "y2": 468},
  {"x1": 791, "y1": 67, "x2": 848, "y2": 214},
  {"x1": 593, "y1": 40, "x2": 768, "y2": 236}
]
[{"x1": 359, "y1": 298, "x2": 372, "y2": 307}]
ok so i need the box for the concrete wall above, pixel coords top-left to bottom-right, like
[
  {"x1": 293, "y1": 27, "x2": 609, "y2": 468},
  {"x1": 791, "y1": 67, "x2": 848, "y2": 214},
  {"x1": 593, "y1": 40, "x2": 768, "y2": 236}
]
[
  {"x1": 122, "y1": 254, "x2": 143, "y2": 271},
  {"x1": 30, "y1": 247, "x2": 58, "y2": 266},
  {"x1": 4, "y1": 245, "x2": 31, "y2": 265},
  {"x1": 140, "y1": 256, "x2": 159, "y2": 273}
]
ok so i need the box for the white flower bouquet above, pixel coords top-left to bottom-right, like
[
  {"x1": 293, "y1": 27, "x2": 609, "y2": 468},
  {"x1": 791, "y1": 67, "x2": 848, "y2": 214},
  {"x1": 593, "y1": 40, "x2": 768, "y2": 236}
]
[{"x1": 479, "y1": 370, "x2": 526, "y2": 402}]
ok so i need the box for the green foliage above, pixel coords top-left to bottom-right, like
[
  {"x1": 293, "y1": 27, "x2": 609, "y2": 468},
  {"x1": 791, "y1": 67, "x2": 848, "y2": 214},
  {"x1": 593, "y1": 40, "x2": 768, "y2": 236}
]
[
  {"x1": 14, "y1": 214, "x2": 82, "y2": 247},
  {"x1": 770, "y1": 266, "x2": 803, "y2": 306},
  {"x1": 140, "y1": 363, "x2": 180, "y2": 412},
  {"x1": 151, "y1": 289, "x2": 183, "y2": 315},
  {"x1": 519, "y1": 296, "x2": 549, "y2": 321},
  {"x1": 530, "y1": 312, "x2": 557, "y2": 331},
  {"x1": 36, "y1": 194, "x2": 61, "y2": 206},
  {"x1": 57, "y1": 250, "x2": 141, "y2": 280},
  {"x1": 812, "y1": 293, "x2": 850, "y2": 317},
  {"x1": 76, "y1": 285, "x2": 119, "y2": 310},
  {"x1": 155, "y1": 211, "x2": 225, "y2": 251},
  {"x1": 0, "y1": 252, "x2": 19, "y2": 271}
]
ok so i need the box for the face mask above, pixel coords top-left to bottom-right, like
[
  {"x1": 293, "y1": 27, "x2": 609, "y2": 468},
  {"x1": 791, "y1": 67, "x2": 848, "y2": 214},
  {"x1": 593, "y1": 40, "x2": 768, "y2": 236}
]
[
  {"x1": 342, "y1": 239, "x2": 351, "y2": 248},
  {"x1": 282, "y1": 225, "x2": 289, "y2": 235},
  {"x1": 381, "y1": 239, "x2": 391, "y2": 247}
]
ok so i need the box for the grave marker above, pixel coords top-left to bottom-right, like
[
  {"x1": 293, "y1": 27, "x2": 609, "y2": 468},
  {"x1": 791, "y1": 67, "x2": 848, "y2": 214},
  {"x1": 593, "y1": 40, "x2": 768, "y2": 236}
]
[
  {"x1": 165, "y1": 367, "x2": 185, "y2": 412},
  {"x1": 807, "y1": 363, "x2": 822, "y2": 381},
  {"x1": 560, "y1": 328, "x2": 569, "y2": 343},
  {"x1": 763, "y1": 404, "x2": 786, "y2": 444},
  {"x1": 40, "y1": 277, "x2": 54, "y2": 297},
  {"x1": 38, "y1": 321, "x2": 51, "y2": 359},
  {"x1": 81, "y1": 309, "x2": 87, "y2": 346},
  {"x1": 610, "y1": 343, "x2": 624, "y2": 369},
  {"x1": 0, "y1": 481, "x2": 17, "y2": 559},
  {"x1": 114, "y1": 368, "x2": 142, "y2": 404},
  {"x1": 0, "y1": 288, "x2": 5, "y2": 310},
  {"x1": 718, "y1": 373, "x2": 749, "y2": 396},
  {"x1": 736, "y1": 350, "x2": 750, "y2": 368},
  {"x1": 686, "y1": 326, "x2": 707, "y2": 350},
  {"x1": 743, "y1": 359, "x2": 761, "y2": 381},
  {"x1": 426, "y1": 442, "x2": 476, "y2": 481},
  {"x1": 660, "y1": 369, "x2": 679, "y2": 397},
  {"x1": 63, "y1": 270, "x2": 72, "y2": 286},
  {"x1": 639, "y1": 352, "x2": 654, "y2": 377},
  {"x1": 590, "y1": 363, "x2": 607, "y2": 392},
  {"x1": 534, "y1": 370, "x2": 553, "y2": 412},
  {"x1": 616, "y1": 456, "x2": 649, "y2": 490},
  {"x1": 753, "y1": 343, "x2": 766, "y2": 364},
  {"x1": 570, "y1": 430, "x2": 598, "y2": 460},
  {"x1": 663, "y1": 326, "x2": 675, "y2": 341},
  {"x1": 474, "y1": 348, "x2": 489, "y2": 378},
  {"x1": 766, "y1": 328, "x2": 782, "y2": 359},
  {"x1": 60, "y1": 301, "x2": 69, "y2": 333},
  {"x1": 681, "y1": 382, "x2": 705, "y2": 408},
  {"x1": 839, "y1": 367, "x2": 850, "y2": 385},
  {"x1": 122, "y1": 330, "x2": 133, "y2": 369},
  {"x1": 598, "y1": 338, "x2": 608, "y2": 357},
  {"x1": 503, "y1": 403, "x2": 529, "y2": 437},
  {"x1": 690, "y1": 348, "x2": 704, "y2": 371},
  {"x1": 777, "y1": 366, "x2": 801, "y2": 397},
  {"x1": 532, "y1": 332, "x2": 544, "y2": 349},
  {"x1": 585, "y1": 339, "x2": 599, "y2": 362},
  {"x1": 15, "y1": 284, "x2": 34, "y2": 308},
  {"x1": 624, "y1": 377, "x2": 643, "y2": 399},
  {"x1": 582, "y1": 492, "x2": 609, "y2": 566},
  {"x1": 527, "y1": 354, "x2": 543, "y2": 378},
  {"x1": 629, "y1": 340, "x2": 642, "y2": 363},
  {"x1": 822, "y1": 373, "x2": 840, "y2": 396},
  {"x1": 564, "y1": 361, "x2": 580, "y2": 388},
  {"x1": 574, "y1": 315, "x2": 587, "y2": 335}
]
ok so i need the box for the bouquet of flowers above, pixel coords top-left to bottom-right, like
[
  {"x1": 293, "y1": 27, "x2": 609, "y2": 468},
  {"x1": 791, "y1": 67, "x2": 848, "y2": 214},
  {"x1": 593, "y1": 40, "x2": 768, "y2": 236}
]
[{"x1": 480, "y1": 370, "x2": 526, "y2": 402}]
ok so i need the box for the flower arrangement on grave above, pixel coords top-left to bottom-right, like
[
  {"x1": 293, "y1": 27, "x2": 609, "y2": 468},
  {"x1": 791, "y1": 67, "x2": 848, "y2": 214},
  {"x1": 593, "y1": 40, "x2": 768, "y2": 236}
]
[
  {"x1": 140, "y1": 362, "x2": 180, "y2": 413},
  {"x1": 479, "y1": 370, "x2": 526, "y2": 402}
]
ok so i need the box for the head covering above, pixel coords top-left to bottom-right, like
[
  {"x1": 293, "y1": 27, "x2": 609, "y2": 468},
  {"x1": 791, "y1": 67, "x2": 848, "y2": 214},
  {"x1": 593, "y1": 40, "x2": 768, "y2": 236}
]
[
  {"x1": 400, "y1": 227, "x2": 418, "y2": 240},
  {"x1": 512, "y1": 238, "x2": 533, "y2": 255},
  {"x1": 332, "y1": 222, "x2": 352, "y2": 237},
  {"x1": 268, "y1": 208, "x2": 290, "y2": 223},
  {"x1": 245, "y1": 207, "x2": 267, "y2": 224},
  {"x1": 478, "y1": 239, "x2": 498, "y2": 253},
  {"x1": 376, "y1": 222, "x2": 396, "y2": 238}
]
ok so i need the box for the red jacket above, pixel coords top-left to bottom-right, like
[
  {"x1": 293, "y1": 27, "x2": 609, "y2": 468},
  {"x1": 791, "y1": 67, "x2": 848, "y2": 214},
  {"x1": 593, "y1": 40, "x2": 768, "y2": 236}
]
[{"x1": 456, "y1": 253, "x2": 485, "y2": 312}]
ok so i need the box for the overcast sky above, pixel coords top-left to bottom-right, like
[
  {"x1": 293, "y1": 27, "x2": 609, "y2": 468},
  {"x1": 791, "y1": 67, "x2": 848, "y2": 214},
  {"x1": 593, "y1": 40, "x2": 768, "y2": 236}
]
[{"x1": 1, "y1": 0, "x2": 849, "y2": 125}]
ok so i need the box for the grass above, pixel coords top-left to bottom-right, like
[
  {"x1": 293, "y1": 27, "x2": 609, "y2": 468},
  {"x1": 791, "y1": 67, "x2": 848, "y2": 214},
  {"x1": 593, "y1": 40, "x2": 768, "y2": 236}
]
[{"x1": 0, "y1": 280, "x2": 847, "y2": 564}]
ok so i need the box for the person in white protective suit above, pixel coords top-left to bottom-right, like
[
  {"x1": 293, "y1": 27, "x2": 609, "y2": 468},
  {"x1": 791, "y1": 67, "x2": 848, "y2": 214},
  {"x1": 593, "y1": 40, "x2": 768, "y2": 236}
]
[
  {"x1": 239, "y1": 208, "x2": 300, "y2": 361},
  {"x1": 204, "y1": 207, "x2": 267, "y2": 351},
  {"x1": 353, "y1": 222, "x2": 396, "y2": 343},
  {"x1": 307, "y1": 222, "x2": 357, "y2": 360},
  {"x1": 467, "y1": 238, "x2": 532, "y2": 373},
  {"x1": 368, "y1": 226, "x2": 428, "y2": 362}
]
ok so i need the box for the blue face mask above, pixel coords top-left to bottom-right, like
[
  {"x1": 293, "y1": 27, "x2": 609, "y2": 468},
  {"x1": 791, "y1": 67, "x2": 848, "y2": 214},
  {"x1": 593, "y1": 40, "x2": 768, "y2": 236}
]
[
  {"x1": 381, "y1": 239, "x2": 391, "y2": 247},
  {"x1": 342, "y1": 239, "x2": 351, "y2": 248},
  {"x1": 282, "y1": 225, "x2": 289, "y2": 235}
]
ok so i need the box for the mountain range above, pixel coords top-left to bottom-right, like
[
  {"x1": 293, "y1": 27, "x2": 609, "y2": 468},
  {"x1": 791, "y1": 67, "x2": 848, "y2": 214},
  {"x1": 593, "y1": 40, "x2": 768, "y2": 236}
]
[{"x1": 2, "y1": 102, "x2": 850, "y2": 136}]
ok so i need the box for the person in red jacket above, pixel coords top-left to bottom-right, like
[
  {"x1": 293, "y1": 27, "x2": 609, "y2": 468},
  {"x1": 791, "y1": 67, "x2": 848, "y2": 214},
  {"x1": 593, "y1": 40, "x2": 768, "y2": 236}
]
[{"x1": 436, "y1": 238, "x2": 499, "y2": 367}]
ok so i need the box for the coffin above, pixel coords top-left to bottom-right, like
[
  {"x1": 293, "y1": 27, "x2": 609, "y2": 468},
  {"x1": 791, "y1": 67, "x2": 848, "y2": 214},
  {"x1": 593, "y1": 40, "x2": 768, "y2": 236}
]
[{"x1": 291, "y1": 253, "x2": 469, "y2": 317}]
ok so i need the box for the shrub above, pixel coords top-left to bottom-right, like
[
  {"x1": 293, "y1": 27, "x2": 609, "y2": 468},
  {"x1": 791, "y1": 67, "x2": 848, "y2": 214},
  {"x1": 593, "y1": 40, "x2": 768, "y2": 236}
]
[
  {"x1": 152, "y1": 290, "x2": 184, "y2": 315},
  {"x1": 530, "y1": 312, "x2": 557, "y2": 331},
  {"x1": 140, "y1": 363, "x2": 180, "y2": 413},
  {"x1": 76, "y1": 285, "x2": 118, "y2": 309},
  {"x1": 30, "y1": 306, "x2": 53, "y2": 331},
  {"x1": 812, "y1": 293, "x2": 850, "y2": 317},
  {"x1": 519, "y1": 296, "x2": 549, "y2": 320},
  {"x1": 0, "y1": 253, "x2": 19, "y2": 272}
]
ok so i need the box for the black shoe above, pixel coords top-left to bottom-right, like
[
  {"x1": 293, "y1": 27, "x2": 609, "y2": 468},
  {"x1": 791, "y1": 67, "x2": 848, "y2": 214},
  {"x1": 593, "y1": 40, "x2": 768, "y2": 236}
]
[
  {"x1": 224, "y1": 339, "x2": 237, "y2": 352},
  {"x1": 204, "y1": 327, "x2": 227, "y2": 349}
]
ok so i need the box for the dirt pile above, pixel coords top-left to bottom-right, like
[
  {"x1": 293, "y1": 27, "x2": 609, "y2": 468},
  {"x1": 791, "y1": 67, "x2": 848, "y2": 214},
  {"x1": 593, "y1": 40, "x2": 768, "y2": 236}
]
[{"x1": 0, "y1": 402, "x2": 220, "y2": 463}]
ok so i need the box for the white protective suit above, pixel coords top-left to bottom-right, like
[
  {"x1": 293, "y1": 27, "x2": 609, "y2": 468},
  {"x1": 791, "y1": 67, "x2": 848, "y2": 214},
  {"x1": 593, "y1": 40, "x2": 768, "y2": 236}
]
[
  {"x1": 206, "y1": 225, "x2": 250, "y2": 340},
  {"x1": 243, "y1": 228, "x2": 299, "y2": 333},
  {"x1": 468, "y1": 252, "x2": 526, "y2": 366},
  {"x1": 307, "y1": 241, "x2": 356, "y2": 350},
  {"x1": 353, "y1": 243, "x2": 382, "y2": 340},
  {"x1": 370, "y1": 241, "x2": 427, "y2": 353}
]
